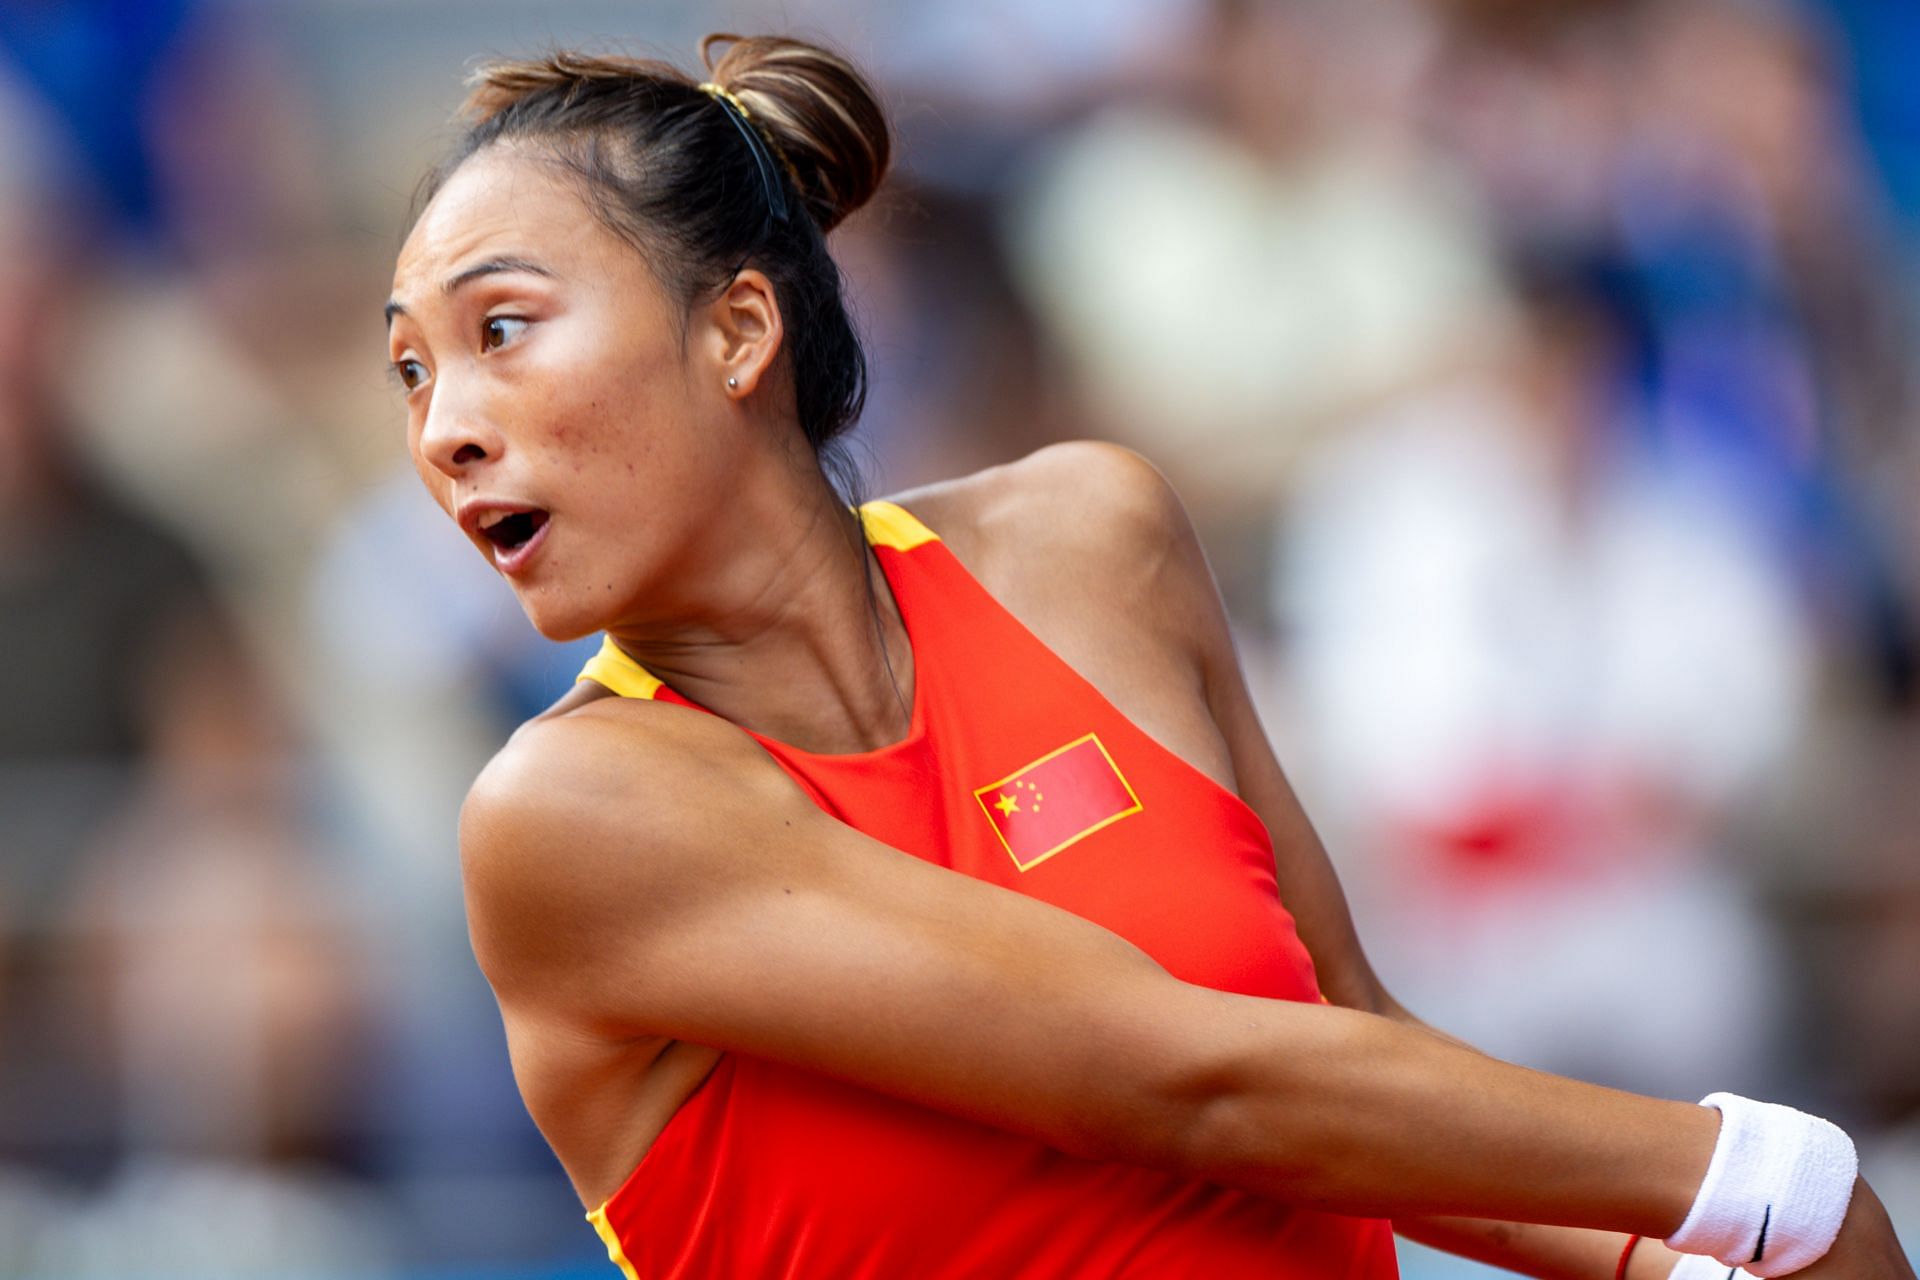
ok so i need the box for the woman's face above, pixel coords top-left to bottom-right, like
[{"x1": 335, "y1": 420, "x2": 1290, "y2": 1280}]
[{"x1": 386, "y1": 144, "x2": 736, "y2": 641}]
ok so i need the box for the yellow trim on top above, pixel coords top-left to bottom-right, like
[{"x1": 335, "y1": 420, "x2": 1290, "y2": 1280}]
[
  {"x1": 857, "y1": 499, "x2": 940, "y2": 550},
  {"x1": 577, "y1": 635, "x2": 664, "y2": 700},
  {"x1": 586, "y1": 1204, "x2": 641, "y2": 1280},
  {"x1": 971, "y1": 732, "x2": 1144, "y2": 873}
]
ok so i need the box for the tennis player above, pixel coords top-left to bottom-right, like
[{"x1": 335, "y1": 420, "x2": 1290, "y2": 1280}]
[{"x1": 384, "y1": 32, "x2": 1914, "y2": 1280}]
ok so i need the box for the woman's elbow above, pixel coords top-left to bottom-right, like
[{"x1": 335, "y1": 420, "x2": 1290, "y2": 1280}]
[{"x1": 1072, "y1": 995, "x2": 1382, "y2": 1202}]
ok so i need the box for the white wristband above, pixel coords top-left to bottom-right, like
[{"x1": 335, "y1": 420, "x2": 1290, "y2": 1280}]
[
  {"x1": 1669, "y1": 1255, "x2": 1748, "y2": 1279},
  {"x1": 1664, "y1": 1092, "x2": 1858, "y2": 1277}
]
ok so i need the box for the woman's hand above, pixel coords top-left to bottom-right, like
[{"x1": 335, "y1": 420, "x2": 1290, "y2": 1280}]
[
  {"x1": 1788, "y1": 1179, "x2": 1915, "y2": 1280},
  {"x1": 1630, "y1": 1179, "x2": 1912, "y2": 1279}
]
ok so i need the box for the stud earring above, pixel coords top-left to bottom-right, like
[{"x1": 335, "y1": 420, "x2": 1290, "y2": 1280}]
[{"x1": 727, "y1": 376, "x2": 738, "y2": 389}]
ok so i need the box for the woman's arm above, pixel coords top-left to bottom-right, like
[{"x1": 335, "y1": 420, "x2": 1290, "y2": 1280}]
[
  {"x1": 461, "y1": 691, "x2": 1722, "y2": 1232},
  {"x1": 1105, "y1": 438, "x2": 1904, "y2": 1277},
  {"x1": 1187, "y1": 525, "x2": 1664, "y2": 1271}
]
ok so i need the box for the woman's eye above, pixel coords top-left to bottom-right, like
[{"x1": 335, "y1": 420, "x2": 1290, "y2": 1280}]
[
  {"x1": 394, "y1": 358, "x2": 429, "y2": 391},
  {"x1": 482, "y1": 316, "x2": 529, "y2": 351}
]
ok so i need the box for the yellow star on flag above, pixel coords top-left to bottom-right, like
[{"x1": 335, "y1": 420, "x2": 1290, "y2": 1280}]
[{"x1": 994, "y1": 792, "x2": 1020, "y2": 816}]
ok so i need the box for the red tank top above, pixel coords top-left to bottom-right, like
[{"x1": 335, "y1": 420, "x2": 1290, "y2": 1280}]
[{"x1": 574, "y1": 499, "x2": 1399, "y2": 1279}]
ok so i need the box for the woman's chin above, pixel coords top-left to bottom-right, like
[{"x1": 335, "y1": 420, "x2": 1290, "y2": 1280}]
[{"x1": 518, "y1": 596, "x2": 611, "y2": 645}]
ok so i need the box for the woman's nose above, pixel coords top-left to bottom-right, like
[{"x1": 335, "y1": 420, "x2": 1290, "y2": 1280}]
[{"x1": 417, "y1": 381, "x2": 504, "y2": 478}]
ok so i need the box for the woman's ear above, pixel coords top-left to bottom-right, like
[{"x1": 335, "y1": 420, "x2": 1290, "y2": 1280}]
[{"x1": 704, "y1": 268, "x2": 784, "y2": 397}]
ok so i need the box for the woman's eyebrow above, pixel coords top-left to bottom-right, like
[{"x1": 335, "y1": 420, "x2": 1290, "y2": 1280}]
[
  {"x1": 441, "y1": 255, "x2": 557, "y2": 295},
  {"x1": 385, "y1": 257, "x2": 558, "y2": 328}
]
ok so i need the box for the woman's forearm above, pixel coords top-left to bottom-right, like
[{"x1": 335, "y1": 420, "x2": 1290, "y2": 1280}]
[
  {"x1": 1155, "y1": 992, "x2": 1718, "y2": 1234},
  {"x1": 1386, "y1": 1003, "x2": 1688, "y2": 1277}
]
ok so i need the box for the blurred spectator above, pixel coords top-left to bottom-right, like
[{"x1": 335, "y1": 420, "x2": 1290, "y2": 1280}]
[
  {"x1": 0, "y1": 79, "x2": 235, "y2": 1178},
  {"x1": 1004, "y1": 0, "x2": 1510, "y2": 612},
  {"x1": 0, "y1": 26, "x2": 397, "y2": 1278},
  {"x1": 1270, "y1": 257, "x2": 1808, "y2": 1099},
  {"x1": 1427, "y1": 0, "x2": 1920, "y2": 705}
]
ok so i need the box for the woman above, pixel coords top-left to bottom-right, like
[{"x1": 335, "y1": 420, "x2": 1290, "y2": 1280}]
[{"x1": 385, "y1": 32, "x2": 1912, "y2": 1280}]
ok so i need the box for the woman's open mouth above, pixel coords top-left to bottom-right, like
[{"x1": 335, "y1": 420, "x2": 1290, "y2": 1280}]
[{"x1": 477, "y1": 508, "x2": 552, "y2": 575}]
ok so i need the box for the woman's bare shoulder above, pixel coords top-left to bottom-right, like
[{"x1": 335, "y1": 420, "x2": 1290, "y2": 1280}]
[
  {"x1": 457, "y1": 694, "x2": 803, "y2": 996},
  {"x1": 881, "y1": 440, "x2": 1195, "y2": 591}
]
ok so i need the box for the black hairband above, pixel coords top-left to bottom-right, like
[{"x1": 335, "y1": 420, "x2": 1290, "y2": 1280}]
[{"x1": 698, "y1": 81, "x2": 795, "y2": 227}]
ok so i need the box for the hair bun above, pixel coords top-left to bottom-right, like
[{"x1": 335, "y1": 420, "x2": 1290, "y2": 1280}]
[{"x1": 700, "y1": 33, "x2": 891, "y2": 234}]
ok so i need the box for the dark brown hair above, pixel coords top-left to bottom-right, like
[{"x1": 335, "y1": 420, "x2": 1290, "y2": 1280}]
[{"x1": 422, "y1": 33, "x2": 892, "y2": 500}]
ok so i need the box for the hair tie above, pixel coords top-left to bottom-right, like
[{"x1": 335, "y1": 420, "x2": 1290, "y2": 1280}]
[
  {"x1": 697, "y1": 81, "x2": 804, "y2": 225},
  {"x1": 1614, "y1": 1235, "x2": 1643, "y2": 1280}
]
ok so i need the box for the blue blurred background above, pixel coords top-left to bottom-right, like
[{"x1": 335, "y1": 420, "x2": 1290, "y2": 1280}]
[{"x1": 0, "y1": 0, "x2": 1915, "y2": 1275}]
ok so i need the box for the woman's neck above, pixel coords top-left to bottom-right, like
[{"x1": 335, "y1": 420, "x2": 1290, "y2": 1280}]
[{"x1": 603, "y1": 468, "x2": 914, "y2": 755}]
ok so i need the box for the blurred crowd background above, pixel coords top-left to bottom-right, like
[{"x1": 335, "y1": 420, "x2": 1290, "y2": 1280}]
[{"x1": 1, "y1": 0, "x2": 1916, "y2": 1275}]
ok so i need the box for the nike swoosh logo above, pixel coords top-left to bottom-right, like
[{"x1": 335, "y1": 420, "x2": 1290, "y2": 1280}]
[{"x1": 1749, "y1": 1203, "x2": 1772, "y2": 1265}]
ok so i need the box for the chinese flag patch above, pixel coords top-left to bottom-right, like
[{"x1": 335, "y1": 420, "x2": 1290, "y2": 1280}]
[{"x1": 973, "y1": 733, "x2": 1143, "y2": 872}]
